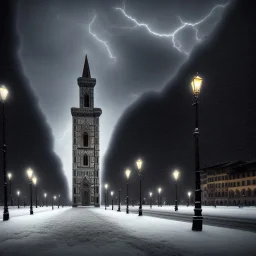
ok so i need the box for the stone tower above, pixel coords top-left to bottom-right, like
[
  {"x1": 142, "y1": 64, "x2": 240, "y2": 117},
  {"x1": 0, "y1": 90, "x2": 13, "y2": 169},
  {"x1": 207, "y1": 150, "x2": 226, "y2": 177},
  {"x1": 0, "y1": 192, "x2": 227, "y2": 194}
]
[{"x1": 71, "y1": 55, "x2": 102, "y2": 207}]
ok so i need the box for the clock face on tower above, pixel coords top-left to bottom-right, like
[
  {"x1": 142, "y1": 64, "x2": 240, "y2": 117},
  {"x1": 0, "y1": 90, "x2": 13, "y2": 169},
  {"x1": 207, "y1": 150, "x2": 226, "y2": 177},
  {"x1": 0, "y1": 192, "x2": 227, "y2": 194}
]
[{"x1": 71, "y1": 55, "x2": 102, "y2": 207}]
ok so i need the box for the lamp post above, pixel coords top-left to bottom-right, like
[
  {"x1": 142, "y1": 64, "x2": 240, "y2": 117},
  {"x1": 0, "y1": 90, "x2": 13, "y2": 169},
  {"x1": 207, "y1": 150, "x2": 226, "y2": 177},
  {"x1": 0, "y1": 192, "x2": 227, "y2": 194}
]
[
  {"x1": 117, "y1": 189, "x2": 121, "y2": 212},
  {"x1": 158, "y1": 188, "x2": 162, "y2": 207},
  {"x1": 173, "y1": 170, "x2": 179, "y2": 211},
  {"x1": 53, "y1": 195, "x2": 56, "y2": 210},
  {"x1": 136, "y1": 159, "x2": 143, "y2": 216},
  {"x1": 149, "y1": 192, "x2": 152, "y2": 208},
  {"x1": 8, "y1": 172, "x2": 13, "y2": 206},
  {"x1": 17, "y1": 190, "x2": 20, "y2": 208},
  {"x1": 104, "y1": 184, "x2": 108, "y2": 210},
  {"x1": 188, "y1": 191, "x2": 191, "y2": 207},
  {"x1": 24, "y1": 196, "x2": 26, "y2": 207},
  {"x1": 44, "y1": 193, "x2": 47, "y2": 207},
  {"x1": 27, "y1": 168, "x2": 33, "y2": 215},
  {"x1": 191, "y1": 73, "x2": 203, "y2": 231},
  {"x1": 125, "y1": 169, "x2": 131, "y2": 214},
  {"x1": 111, "y1": 191, "x2": 114, "y2": 210},
  {"x1": 1, "y1": 85, "x2": 9, "y2": 221},
  {"x1": 58, "y1": 194, "x2": 60, "y2": 208},
  {"x1": 32, "y1": 176, "x2": 37, "y2": 208}
]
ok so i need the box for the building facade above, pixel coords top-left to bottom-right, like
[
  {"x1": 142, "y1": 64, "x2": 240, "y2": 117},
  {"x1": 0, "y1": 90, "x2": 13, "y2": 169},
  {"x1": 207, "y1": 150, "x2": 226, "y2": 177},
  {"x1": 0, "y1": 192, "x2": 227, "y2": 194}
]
[
  {"x1": 201, "y1": 160, "x2": 256, "y2": 206},
  {"x1": 71, "y1": 55, "x2": 102, "y2": 207}
]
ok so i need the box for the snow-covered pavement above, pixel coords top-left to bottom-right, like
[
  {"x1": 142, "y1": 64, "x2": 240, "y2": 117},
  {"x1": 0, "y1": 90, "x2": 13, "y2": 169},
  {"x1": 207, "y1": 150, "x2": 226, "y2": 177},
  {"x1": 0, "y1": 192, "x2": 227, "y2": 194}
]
[
  {"x1": 0, "y1": 206, "x2": 255, "y2": 256},
  {"x1": 0, "y1": 207, "x2": 256, "y2": 256},
  {"x1": 132, "y1": 205, "x2": 256, "y2": 219},
  {"x1": 0, "y1": 206, "x2": 61, "y2": 220}
]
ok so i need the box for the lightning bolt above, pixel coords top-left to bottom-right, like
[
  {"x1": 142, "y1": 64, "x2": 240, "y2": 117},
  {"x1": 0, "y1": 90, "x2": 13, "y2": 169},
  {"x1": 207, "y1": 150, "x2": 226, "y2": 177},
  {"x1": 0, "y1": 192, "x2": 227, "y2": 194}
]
[
  {"x1": 114, "y1": 2, "x2": 229, "y2": 55},
  {"x1": 89, "y1": 15, "x2": 116, "y2": 61}
]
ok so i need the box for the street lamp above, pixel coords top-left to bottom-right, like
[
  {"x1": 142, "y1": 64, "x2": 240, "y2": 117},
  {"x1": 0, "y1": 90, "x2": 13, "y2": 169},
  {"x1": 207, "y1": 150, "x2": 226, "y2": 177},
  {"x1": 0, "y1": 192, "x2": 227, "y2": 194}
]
[
  {"x1": 32, "y1": 176, "x2": 37, "y2": 208},
  {"x1": 17, "y1": 190, "x2": 20, "y2": 208},
  {"x1": 53, "y1": 195, "x2": 56, "y2": 210},
  {"x1": 173, "y1": 170, "x2": 179, "y2": 211},
  {"x1": 1, "y1": 85, "x2": 9, "y2": 221},
  {"x1": 149, "y1": 192, "x2": 152, "y2": 208},
  {"x1": 125, "y1": 169, "x2": 131, "y2": 214},
  {"x1": 104, "y1": 184, "x2": 108, "y2": 210},
  {"x1": 111, "y1": 191, "x2": 114, "y2": 210},
  {"x1": 188, "y1": 191, "x2": 192, "y2": 207},
  {"x1": 7, "y1": 172, "x2": 13, "y2": 207},
  {"x1": 158, "y1": 188, "x2": 162, "y2": 207},
  {"x1": 58, "y1": 194, "x2": 60, "y2": 208},
  {"x1": 117, "y1": 189, "x2": 121, "y2": 212},
  {"x1": 136, "y1": 158, "x2": 143, "y2": 216},
  {"x1": 44, "y1": 193, "x2": 47, "y2": 207},
  {"x1": 27, "y1": 168, "x2": 33, "y2": 215},
  {"x1": 191, "y1": 73, "x2": 203, "y2": 231}
]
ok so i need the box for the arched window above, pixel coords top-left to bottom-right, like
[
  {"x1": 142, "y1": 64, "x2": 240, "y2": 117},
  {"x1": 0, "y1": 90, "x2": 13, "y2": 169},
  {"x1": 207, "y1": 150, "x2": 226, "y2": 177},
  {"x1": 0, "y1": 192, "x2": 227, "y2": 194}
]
[
  {"x1": 83, "y1": 132, "x2": 89, "y2": 147},
  {"x1": 84, "y1": 94, "x2": 89, "y2": 107},
  {"x1": 83, "y1": 155, "x2": 89, "y2": 166},
  {"x1": 247, "y1": 189, "x2": 252, "y2": 197}
]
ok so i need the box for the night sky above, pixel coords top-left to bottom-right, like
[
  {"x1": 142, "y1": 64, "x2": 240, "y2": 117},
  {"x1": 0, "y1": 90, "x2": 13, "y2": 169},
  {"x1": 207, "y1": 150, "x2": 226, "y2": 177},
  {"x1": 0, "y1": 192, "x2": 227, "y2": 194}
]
[{"x1": 1, "y1": 0, "x2": 255, "y2": 204}]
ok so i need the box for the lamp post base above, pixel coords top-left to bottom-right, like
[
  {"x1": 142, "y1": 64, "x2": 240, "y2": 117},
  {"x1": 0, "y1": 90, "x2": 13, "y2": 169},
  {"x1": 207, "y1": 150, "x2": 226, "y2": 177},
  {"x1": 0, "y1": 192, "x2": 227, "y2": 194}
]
[
  {"x1": 138, "y1": 208, "x2": 143, "y2": 216},
  {"x1": 117, "y1": 207, "x2": 121, "y2": 212},
  {"x1": 192, "y1": 217, "x2": 203, "y2": 231},
  {"x1": 3, "y1": 212, "x2": 9, "y2": 221},
  {"x1": 126, "y1": 208, "x2": 129, "y2": 214},
  {"x1": 175, "y1": 205, "x2": 178, "y2": 211},
  {"x1": 30, "y1": 210, "x2": 33, "y2": 215}
]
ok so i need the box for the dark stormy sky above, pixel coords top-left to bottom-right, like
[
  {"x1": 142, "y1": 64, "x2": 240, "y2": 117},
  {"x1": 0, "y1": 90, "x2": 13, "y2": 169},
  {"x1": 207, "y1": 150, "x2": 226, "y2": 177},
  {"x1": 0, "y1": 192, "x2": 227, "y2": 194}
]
[{"x1": 15, "y1": 0, "x2": 230, "y2": 198}]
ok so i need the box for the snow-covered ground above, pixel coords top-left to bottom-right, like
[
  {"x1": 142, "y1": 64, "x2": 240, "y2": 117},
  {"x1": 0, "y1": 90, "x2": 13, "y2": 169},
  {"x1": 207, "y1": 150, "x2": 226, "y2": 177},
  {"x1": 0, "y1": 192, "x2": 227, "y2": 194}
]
[
  {"x1": 0, "y1": 205, "x2": 61, "y2": 220},
  {"x1": 0, "y1": 206, "x2": 255, "y2": 256},
  {"x1": 125, "y1": 205, "x2": 256, "y2": 219}
]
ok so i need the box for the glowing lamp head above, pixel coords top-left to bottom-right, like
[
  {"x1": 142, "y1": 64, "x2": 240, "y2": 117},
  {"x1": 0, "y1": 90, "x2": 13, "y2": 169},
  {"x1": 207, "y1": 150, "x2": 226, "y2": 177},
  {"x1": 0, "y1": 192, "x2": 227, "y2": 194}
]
[
  {"x1": 54, "y1": 196, "x2": 56, "y2": 200},
  {"x1": 8, "y1": 172, "x2": 12, "y2": 180},
  {"x1": 125, "y1": 169, "x2": 131, "y2": 179},
  {"x1": 17, "y1": 190, "x2": 20, "y2": 196},
  {"x1": 111, "y1": 191, "x2": 114, "y2": 196},
  {"x1": 32, "y1": 176, "x2": 37, "y2": 185},
  {"x1": 188, "y1": 191, "x2": 192, "y2": 197},
  {"x1": 158, "y1": 187, "x2": 162, "y2": 194},
  {"x1": 191, "y1": 74, "x2": 203, "y2": 96},
  {"x1": 59, "y1": 194, "x2": 60, "y2": 197},
  {"x1": 26, "y1": 168, "x2": 33, "y2": 180},
  {"x1": 173, "y1": 170, "x2": 179, "y2": 181},
  {"x1": 44, "y1": 193, "x2": 47, "y2": 198},
  {"x1": 104, "y1": 184, "x2": 108, "y2": 190},
  {"x1": 0, "y1": 85, "x2": 8, "y2": 101},
  {"x1": 136, "y1": 159, "x2": 143, "y2": 171},
  {"x1": 149, "y1": 192, "x2": 152, "y2": 197}
]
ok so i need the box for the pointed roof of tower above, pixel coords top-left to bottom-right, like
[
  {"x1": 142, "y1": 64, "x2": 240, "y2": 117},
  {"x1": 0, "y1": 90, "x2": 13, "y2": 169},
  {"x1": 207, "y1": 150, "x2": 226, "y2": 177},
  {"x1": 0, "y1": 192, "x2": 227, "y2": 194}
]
[{"x1": 82, "y1": 55, "x2": 91, "y2": 78}]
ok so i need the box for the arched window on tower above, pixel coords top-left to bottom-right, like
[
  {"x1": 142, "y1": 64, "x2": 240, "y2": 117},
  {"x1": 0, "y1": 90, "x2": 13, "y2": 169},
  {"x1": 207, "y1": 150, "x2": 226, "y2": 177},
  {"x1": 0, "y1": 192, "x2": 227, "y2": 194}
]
[
  {"x1": 84, "y1": 94, "x2": 89, "y2": 107},
  {"x1": 83, "y1": 155, "x2": 89, "y2": 166},
  {"x1": 83, "y1": 132, "x2": 89, "y2": 147}
]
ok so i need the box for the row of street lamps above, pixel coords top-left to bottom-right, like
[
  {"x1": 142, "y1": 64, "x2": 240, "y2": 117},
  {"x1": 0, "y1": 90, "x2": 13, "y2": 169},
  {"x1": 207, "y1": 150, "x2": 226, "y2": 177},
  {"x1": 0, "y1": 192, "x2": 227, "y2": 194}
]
[
  {"x1": 104, "y1": 74, "x2": 204, "y2": 231},
  {"x1": 0, "y1": 85, "x2": 62, "y2": 220}
]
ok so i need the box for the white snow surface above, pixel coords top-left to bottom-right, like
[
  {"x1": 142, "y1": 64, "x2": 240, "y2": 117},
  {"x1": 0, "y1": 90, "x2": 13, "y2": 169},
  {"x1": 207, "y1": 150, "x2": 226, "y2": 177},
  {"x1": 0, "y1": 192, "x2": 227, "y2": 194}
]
[
  {"x1": 0, "y1": 206, "x2": 255, "y2": 256},
  {"x1": 130, "y1": 205, "x2": 256, "y2": 219}
]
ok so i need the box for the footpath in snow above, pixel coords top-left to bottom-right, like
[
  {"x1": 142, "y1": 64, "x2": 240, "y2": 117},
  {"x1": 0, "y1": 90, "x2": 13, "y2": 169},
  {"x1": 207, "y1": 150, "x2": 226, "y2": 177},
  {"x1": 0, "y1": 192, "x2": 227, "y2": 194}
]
[{"x1": 0, "y1": 206, "x2": 255, "y2": 256}]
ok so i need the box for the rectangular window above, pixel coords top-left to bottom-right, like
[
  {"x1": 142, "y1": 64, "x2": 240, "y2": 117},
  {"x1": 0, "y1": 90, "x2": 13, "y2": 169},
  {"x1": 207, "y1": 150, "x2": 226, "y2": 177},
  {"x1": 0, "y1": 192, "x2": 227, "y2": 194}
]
[
  {"x1": 247, "y1": 172, "x2": 250, "y2": 177},
  {"x1": 237, "y1": 182, "x2": 240, "y2": 186},
  {"x1": 74, "y1": 157, "x2": 76, "y2": 163},
  {"x1": 242, "y1": 173, "x2": 245, "y2": 178},
  {"x1": 247, "y1": 180, "x2": 251, "y2": 185},
  {"x1": 253, "y1": 180, "x2": 256, "y2": 185},
  {"x1": 242, "y1": 181, "x2": 245, "y2": 186},
  {"x1": 73, "y1": 138, "x2": 76, "y2": 144},
  {"x1": 73, "y1": 187, "x2": 76, "y2": 194}
]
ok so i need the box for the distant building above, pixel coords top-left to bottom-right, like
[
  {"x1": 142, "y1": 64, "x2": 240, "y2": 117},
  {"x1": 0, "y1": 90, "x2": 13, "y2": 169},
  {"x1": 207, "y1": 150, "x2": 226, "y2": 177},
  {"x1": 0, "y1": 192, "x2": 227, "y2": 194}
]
[
  {"x1": 201, "y1": 160, "x2": 256, "y2": 206},
  {"x1": 71, "y1": 55, "x2": 102, "y2": 207}
]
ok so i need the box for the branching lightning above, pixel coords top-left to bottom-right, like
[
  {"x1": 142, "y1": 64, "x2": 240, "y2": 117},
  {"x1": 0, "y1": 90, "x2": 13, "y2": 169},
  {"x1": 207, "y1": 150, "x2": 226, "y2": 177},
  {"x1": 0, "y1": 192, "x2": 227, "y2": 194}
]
[
  {"x1": 89, "y1": 15, "x2": 116, "y2": 61},
  {"x1": 114, "y1": 2, "x2": 229, "y2": 55}
]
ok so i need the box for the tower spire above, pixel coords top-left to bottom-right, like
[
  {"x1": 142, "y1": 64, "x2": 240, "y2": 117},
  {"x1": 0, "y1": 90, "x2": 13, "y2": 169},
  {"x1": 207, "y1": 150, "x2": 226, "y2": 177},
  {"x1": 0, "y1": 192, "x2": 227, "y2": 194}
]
[{"x1": 82, "y1": 55, "x2": 91, "y2": 78}]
